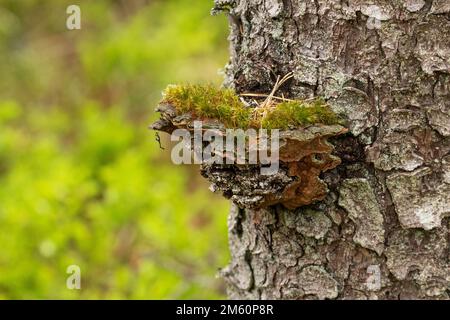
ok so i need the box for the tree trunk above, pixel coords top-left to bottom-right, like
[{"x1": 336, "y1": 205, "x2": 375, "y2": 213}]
[{"x1": 216, "y1": 0, "x2": 450, "y2": 299}]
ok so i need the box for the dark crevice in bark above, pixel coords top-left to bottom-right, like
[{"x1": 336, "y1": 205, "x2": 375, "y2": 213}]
[
  {"x1": 244, "y1": 249, "x2": 255, "y2": 291},
  {"x1": 235, "y1": 207, "x2": 245, "y2": 238}
]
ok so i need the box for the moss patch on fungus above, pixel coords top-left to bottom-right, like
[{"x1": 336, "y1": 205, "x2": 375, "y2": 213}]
[
  {"x1": 260, "y1": 100, "x2": 341, "y2": 130},
  {"x1": 160, "y1": 84, "x2": 341, "y2": 130},
  {"x1": 162, "y1": 84, "x2": 252, "y2": 128}
]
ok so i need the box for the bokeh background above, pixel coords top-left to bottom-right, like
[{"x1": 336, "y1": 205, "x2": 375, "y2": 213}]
[{"x1": 0, "y1": 0, "x2": 231, "y2": 299}]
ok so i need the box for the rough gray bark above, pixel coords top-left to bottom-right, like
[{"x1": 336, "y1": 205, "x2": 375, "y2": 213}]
[{"x1": 215, "y1": 0, "x2": 450, "y2": 299}]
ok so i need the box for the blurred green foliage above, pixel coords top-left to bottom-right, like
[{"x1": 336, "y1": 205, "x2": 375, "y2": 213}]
[{"x1": 0, "y1": 0, "x2": 230, "y2": 299}]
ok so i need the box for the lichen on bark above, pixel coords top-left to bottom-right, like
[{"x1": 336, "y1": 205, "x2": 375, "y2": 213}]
[
  {"x1": 212, "y1": 0, "x2": 450, "y2": 300},
  {"x1": 149, "y1": 0, "x2": 450, "y2": 300},
  {"x1": 338, "y1": 178, "x2": 385, "y2": 255}
]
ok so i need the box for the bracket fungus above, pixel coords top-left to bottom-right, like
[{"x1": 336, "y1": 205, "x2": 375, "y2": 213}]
[{"x1": 150, "y1": 82, "x2": 347, "y2": 210}]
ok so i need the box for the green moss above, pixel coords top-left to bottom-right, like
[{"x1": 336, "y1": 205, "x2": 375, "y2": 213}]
[
  {"x1": 161, "y1": 84, "x2": 341, "y2": 130},
  {"x1": 162, "y1": 84, "x2": 252, "y2": 128},
  {"x1": 261, "y1": 99, "x2": 341, "y2": 130}
]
